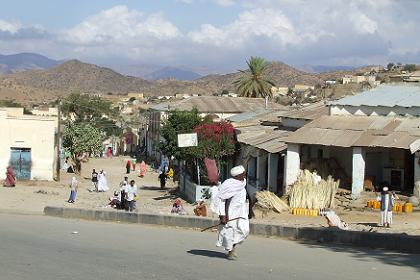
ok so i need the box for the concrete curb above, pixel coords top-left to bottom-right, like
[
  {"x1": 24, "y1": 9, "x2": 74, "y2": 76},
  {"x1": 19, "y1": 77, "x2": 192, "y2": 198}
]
[{"x1": 44, "y1": 206, "x2": 420, "y2": 253}]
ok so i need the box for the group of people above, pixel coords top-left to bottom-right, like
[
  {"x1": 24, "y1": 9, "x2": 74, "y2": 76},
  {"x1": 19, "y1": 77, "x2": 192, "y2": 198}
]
[
  {"x1": 91, "y1": 169, "x2": 109, "y2": 192},
  {"x1": 108, "y1": 176, "x2": 138, "y2": 212},
  {"x1": 125, "y1": 159, "x2": 147, "y2": 178}
]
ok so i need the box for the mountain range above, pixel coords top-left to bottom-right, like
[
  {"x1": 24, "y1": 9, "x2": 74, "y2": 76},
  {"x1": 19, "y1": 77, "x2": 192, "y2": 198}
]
[{"x1": 0, "y1": 53, "x2": 366, "y2": 105}]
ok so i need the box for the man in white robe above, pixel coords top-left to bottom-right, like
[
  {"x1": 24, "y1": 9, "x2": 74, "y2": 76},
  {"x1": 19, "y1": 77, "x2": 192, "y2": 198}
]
[
  {"x1": 377, "y1": 186, "x2": 397, "y2": 227},
  {"x1": 97, "y1": 170, "x2": 109, "y2": 192},
  {"x1": 216, "y1": 165, "x2": 249, "y2": 260}
]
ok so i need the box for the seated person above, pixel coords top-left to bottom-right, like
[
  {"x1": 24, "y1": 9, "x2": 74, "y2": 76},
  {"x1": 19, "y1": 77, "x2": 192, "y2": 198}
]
[
  {"x1": 171, "y1": 199, "x2": 187, "y2": 215},
  {"x1": 108, "y1": 190, "x2": 122, "y2": 209}
]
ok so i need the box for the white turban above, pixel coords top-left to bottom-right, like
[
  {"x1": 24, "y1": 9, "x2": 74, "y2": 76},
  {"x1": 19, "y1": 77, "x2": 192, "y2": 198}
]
[
  {"x1": 230, "y1": 165, "x2": 245, "y2": 177},
  {"x1": 383, "y1": 187, "x2": 389, "y2": 191}
]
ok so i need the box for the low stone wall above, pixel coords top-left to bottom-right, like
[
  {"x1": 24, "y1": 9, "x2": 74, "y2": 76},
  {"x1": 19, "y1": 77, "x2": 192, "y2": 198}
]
[{"x1": 44, "y1": 206, "x2": 420, "y2": 253}]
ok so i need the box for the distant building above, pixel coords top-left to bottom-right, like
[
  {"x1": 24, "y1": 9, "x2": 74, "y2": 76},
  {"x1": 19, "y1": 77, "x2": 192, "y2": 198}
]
[
  {"x1": 342, "y1": 75, "x2": 376, "y2": 84},
  {"x1": 31, "y1": 107, "x2": 58, "y2": 116},
  {"x1": 0, "y1": 108, "x2": 58, "y2": 181},
  {"x1": 127, "y1": 92, "x2": 145, "y2": 99},
  {"x1": 293, "y1": 84, "x2": 315, "y2": 91}
]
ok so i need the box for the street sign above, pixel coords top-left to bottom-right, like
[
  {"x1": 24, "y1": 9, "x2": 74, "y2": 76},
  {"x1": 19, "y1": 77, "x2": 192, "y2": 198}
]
[{"x1": 177, "y1": 133, "x2": 198, "y2": 147}]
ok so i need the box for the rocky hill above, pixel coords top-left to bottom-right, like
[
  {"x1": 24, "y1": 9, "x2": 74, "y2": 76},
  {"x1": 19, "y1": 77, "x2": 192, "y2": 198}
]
[
  {"x1": 0, "y1": 58, "x2": 356, "y2": 104},
  {"x1": 0, "y1": 53, "x2": 60, "y2": 74}
]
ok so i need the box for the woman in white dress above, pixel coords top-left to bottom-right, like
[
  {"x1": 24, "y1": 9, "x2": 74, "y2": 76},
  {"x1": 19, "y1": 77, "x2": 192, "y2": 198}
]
[{"x1": 97, "y1": 170, "x2": 109, "y2": 192}]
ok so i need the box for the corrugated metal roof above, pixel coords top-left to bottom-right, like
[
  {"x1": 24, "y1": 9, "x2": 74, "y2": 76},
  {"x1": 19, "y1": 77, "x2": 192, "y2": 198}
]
[
  {"x1": 150, "y1": 96, "x2": 285, "y2": 114},
  {"x1": 279, "y1": 102, "x2": 329, "y2": 120},
  {"x1": 330, "y1": 84, "x2": 420, "y2": 108},
  {"x1": 237, "y1": 125, "x2": 290, "y2": 153},
  {"x1": 285, "y1": 115, "x2": 420, "y2": 151}
]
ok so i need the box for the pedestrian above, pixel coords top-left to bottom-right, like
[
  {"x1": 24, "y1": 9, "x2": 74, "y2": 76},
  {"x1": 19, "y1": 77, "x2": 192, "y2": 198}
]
[
  {"x1": 3, "y1": 166, "x2": 16, "y2": 187},
  {"x1": 158, "y1": 171, "x2": 167, "y2": 189},
  {"x1": 126, "y1": 160, "x2": 131, "y2": 174},
  {"x1": 106, "y1": 147, "x2": 111, "y2": 158},
  {"x1": 139, "y1": 160, "x2": 147, "y2": 177},
  {"x1": 216, "y1": 165, "x2": 249, "y2": 260},
  {"x1": 124, "y1": 180, "x2": 138, "y2": 212},
  {"x1": 108, "y1": 190, "x2": 122, "y2": 209},
  {"x1": 68, "y1": 176, "x2": 78, "y2": 203},
  {"x1": 91, "y1": 169, "x2": 98, "y2": 191},
  {"x1": 97, "y1": 170, "x2": 109, "y2": 192},
  {"x1": 377, "y1": 186, "x2": 398, "y2": 227}
]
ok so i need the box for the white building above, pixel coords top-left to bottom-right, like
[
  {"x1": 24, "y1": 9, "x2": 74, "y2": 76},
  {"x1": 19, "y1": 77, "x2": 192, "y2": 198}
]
[
  {"x1": 284, "y1": 84, "x2": 420, "y2": 197},
  {"x1": 0, "y1": 108, "x2": 58, "y2": 181}
]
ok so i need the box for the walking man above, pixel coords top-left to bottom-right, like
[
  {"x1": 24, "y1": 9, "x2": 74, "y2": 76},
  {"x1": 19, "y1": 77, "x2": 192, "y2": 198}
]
[
  {"x1": 216, "y1": 165, "x2": 249, "y2": 260},
  {"x1": 91, "y1": 169, "x2": 98, "y2": 191}
]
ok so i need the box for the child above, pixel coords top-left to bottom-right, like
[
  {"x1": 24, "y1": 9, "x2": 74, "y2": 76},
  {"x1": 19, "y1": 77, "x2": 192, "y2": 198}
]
[
  {"x1": 171, "y1": 199, "x2": 187, "y2": 215},
  {"x1": 68, "y1": 177, "x2": 78, "y2": 203},
  {"x1": 158, "y1": 171, "x2": 167, "y2": 189}
]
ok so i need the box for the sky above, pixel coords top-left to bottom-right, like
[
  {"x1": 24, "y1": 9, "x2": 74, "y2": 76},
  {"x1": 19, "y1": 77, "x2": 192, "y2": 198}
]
[{"x1": 0, "y1": 0, "x2": 419, "y2": 73}]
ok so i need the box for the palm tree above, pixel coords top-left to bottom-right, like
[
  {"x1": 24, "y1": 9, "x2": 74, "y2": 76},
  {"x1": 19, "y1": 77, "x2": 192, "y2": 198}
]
[{"x1": 233, "y1": 56, "x2": 276, "y2": 98}]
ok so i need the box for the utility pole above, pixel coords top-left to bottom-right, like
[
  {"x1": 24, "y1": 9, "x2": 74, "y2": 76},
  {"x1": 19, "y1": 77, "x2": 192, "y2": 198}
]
[{"x1": 55, "y1": 100, "x2": 61, "y2": 181}]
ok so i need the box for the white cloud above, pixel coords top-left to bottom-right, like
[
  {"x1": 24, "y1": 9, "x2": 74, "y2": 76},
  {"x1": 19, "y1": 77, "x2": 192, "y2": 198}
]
[
  {"x1": 0, "y1": 19, "x2": 21, "y2": 34},
  {"x1": 350, "y1": 13, "x2": 378, "y2": 35},
  {"x1": 62, "y1": 5, "x2": 180, "y2": 45},
  {"x1": 214, "y1": 0, "x2": 236, "y2": 6},
  {"x1": 189, "y1": 9, "x2": 304, "y2": 48},
  {"x1": 0, "y1": 1, "x2": 419, "y2": 72}
]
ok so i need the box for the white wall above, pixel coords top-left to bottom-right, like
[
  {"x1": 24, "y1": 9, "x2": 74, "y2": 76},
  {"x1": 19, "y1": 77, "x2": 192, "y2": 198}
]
[
  {"x1": 0, "y1": 113, "x2": 57, "y2": 181},
  {"x1": 330, "y1": 105, "x2": 420, "y2": 117},
  {"x1": 284, "y1": 143, "x2": 300, "y2": 188},
  {"x1": 352, "y1": 147, "x2": 366, "y2": 197}
]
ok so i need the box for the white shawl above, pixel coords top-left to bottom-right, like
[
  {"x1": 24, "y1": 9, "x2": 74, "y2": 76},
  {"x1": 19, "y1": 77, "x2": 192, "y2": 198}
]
[{"x1": 217, "y1": 178, "x2": 246, "y2": 200}]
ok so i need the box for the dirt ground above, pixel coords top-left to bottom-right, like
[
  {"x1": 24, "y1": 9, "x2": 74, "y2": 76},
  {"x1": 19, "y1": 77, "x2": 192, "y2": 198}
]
[{"x1": 1, "y1": 156, "x2": 420, "y2": 235}]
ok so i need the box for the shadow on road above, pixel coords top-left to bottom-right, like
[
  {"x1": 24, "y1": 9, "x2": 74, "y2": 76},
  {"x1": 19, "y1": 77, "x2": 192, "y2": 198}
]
[
  {"x1": 141, "y1": 186, "x2": 166, "y2": 191},
  {"x1": 187, "y1": 249, "x2": 227, "y2": 259},
  {"x1": 298, "y1": 240, "x2": 420, "y2": 272}
]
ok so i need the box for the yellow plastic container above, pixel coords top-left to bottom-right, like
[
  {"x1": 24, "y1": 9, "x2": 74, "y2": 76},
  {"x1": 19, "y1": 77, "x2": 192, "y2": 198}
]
[{"x1": 404, "y1": 203, "x2": 413, "y2": 213}]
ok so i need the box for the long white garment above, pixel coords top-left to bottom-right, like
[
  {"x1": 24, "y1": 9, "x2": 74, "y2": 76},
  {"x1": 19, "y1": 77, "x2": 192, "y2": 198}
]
[
  {"x1": 97, "y1": 172, "x2": 109, "y2": 192},
  {"x1": 209, "y1": 184, "x2": 220, "y2": 214},
  {"x1": 379, "y1": 194, "x2": 393, "y2": 225},
  {"x1": 216, "y1": 187, "x2": 249, "y2": 251}
]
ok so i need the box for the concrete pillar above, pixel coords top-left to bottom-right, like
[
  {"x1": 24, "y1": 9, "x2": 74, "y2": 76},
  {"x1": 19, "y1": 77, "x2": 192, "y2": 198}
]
[
  {"x1": 268, "y1": 153, "x2": 279, "y2": 193},
  {"x1": 352, "y1": 147, "x2": 365, "y2": 197},
  {"x1": 284, "y1": 144, "x2": 300, "y2": 188},
  {"x1": 414, "y1": 152, "x2": 420, "y2": 183}
]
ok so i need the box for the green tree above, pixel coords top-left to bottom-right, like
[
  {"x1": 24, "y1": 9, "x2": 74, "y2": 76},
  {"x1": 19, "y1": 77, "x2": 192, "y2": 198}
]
[
  {"x1": 62, "y1": 123, "x2": 103, "y2": 173},
  {"x1": 61, "y1": 92, "x2": 122, "y2": 137},
  {"x1": 387, "y1": 62, "x2": 395, "y2": 71},
  {"x1": 233, "y1": 56, "x2": 275, "y2": 98},
  {"x1": 61, "y1": 92, "x2": 116, "y2": 122},
  {"x1": 157, "y1": 109, "x2": 203, "y2": 160},
  {"x1": 403, "y1": 64, "x2": 417, "y2": 72}
]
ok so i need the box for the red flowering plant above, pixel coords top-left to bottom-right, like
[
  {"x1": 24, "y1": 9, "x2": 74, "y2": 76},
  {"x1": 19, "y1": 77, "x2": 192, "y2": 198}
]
[{"x1": 189, "y1": 121, "x2": 236, "y2": 160}]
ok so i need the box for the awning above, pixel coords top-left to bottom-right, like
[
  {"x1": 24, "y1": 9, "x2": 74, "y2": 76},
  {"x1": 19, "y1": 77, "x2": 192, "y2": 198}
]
[{"x1": 285, "y1": 115, "x2": 420, "y2": 152}]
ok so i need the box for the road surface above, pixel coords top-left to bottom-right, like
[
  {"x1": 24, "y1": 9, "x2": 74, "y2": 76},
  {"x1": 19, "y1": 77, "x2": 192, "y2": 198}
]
[{"x1": 0, "y1": 214, "x2": 419, "y2": 280}]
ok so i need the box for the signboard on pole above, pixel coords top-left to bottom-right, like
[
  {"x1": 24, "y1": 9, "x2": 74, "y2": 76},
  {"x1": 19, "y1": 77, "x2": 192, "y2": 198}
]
[{"x1": 177, "y1": 133, "x2": 198, "y2": 147}]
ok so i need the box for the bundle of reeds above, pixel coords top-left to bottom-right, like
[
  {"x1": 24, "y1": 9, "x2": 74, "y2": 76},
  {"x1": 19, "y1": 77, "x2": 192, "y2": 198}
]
[
  {"x1": 255, "y1": 190, "x2": 289, "y2": 213},
  {"x1": 289, "y1": 169, "x2": 339, "y2": 209}
]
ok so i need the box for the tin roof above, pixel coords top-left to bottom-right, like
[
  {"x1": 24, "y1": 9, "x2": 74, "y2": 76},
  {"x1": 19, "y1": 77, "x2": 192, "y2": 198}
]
[
  {"x1": 236, "y1": 125, "x2": 290, "y2": 153},
  {"x1": 277, "y1": 102, "x2": 329, "y2": 120},
  {"x1": 330, "y1": 84, "x2": 420, "y2": 108},
  {"x1": 150, "y1": 96, "x2": 285, "y2": 114},
  {"x1": 285, "y1": 115, "x2": 420, "y2": 151}
]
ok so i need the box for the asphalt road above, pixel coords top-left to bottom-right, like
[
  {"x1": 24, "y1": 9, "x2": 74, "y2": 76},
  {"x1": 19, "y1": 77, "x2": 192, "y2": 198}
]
[{"x1": 0, "y1": 214, "x2": 419, "y2": 280}]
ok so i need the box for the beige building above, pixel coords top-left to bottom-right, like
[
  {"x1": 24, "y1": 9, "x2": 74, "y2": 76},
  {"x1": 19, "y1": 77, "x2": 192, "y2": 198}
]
[
  {"x1": 31, "y1": 107, "x2": 58, "y2": 116},
  {"x1": 0, "y1": 108, "x2": 58, "y2": 181},
  {"x1": 127, "y1": 92, "x2": 145, "y2": 99}
]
